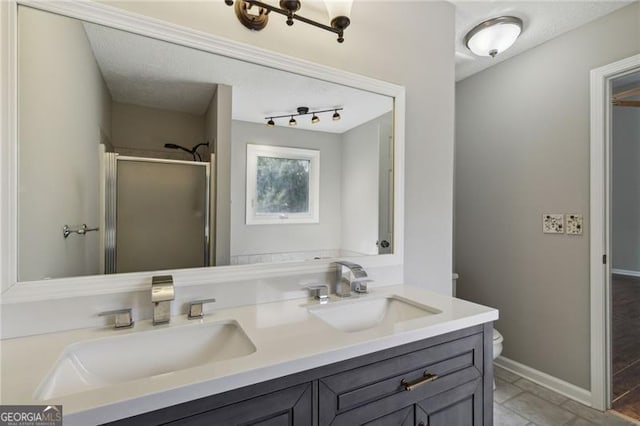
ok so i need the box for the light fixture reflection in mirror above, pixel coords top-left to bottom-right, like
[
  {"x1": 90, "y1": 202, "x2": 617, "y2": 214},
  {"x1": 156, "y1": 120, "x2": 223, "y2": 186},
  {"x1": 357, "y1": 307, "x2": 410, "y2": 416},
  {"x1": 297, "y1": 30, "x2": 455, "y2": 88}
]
[{"x1": 16, "y1": 5, "x2": 395, "y2": 282}]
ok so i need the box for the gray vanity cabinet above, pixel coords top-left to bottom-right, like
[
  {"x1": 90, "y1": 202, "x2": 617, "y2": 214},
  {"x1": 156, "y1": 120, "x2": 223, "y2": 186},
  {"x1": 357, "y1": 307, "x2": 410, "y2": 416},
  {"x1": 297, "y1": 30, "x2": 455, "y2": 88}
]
[
  {"x1": 318, "y1": 331, "x2": 485, "y2": 425},
  {"x1": 103, "y1": 324, "x2": 492, "y2": 426}
]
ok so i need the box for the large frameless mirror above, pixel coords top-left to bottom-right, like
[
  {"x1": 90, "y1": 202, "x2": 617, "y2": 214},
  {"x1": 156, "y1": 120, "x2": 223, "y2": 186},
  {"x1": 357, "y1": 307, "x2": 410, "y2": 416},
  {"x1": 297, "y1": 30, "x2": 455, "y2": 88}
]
[{"x1": 17, "y1": 6, "x2": 395, "y2": 282}]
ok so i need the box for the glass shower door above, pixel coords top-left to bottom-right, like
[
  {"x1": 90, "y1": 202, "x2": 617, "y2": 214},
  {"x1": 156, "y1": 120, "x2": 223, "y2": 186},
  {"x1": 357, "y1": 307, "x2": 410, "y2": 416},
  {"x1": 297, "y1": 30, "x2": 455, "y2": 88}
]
[{"x1": 107, "y1": 156, "x2": 209, "y2": 273}]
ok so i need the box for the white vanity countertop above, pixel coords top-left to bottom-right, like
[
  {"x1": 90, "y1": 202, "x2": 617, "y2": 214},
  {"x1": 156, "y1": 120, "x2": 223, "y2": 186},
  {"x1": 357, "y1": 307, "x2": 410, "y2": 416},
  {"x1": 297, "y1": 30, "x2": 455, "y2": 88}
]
[{"x1": 0, "y1": 285, "x2": 498, "y2": 425}]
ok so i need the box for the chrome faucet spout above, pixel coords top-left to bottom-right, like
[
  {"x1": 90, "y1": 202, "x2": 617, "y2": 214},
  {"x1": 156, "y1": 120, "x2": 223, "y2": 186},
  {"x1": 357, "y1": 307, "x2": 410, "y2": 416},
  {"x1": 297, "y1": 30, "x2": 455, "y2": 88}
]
[
  {"x1": 152, "y1": 275, "x2": 175, "y2": 325},
  {"x1": 334, "y1": 261, "x2": 373, "y2": 297}
]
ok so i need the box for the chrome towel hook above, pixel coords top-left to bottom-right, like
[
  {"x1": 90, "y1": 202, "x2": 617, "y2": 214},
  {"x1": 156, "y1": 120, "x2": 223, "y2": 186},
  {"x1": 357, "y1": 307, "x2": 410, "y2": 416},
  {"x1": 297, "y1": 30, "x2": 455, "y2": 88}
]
[{"x1": 63, "y1": 224, "x2": 99, "y2": 239}]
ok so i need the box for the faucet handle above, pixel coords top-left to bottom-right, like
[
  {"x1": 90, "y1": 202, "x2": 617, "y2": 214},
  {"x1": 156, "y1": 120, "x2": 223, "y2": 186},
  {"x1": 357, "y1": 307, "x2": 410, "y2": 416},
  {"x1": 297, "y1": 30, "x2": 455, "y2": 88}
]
[
  {"x1": 99, "y1": 308, "x2": 134, "y2": 329},
  {"x1": 188, "y1": 298, "x2": 217, "y2": 320},
  {"x1": 351, "y1": 278, "x2": 373, "y2": 294},
  {"x1": 306, "y1": 284, "x2": 329, "y2": 303}
]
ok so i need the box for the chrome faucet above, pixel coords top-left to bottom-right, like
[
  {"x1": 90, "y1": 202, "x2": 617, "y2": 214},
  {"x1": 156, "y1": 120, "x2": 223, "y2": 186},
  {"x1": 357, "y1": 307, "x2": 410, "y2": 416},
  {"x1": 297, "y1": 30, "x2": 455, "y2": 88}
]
[
  {"x1": 334, "y1": 261, "x2": 373, "y2": 297},
  {"x1": 152, "y1": 275, "x2": 175, "y2": 325}
]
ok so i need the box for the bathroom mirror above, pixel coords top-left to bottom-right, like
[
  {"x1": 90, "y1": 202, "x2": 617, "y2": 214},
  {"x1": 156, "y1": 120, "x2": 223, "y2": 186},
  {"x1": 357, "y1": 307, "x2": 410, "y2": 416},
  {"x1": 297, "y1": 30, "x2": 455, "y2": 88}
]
[{"x1": 16, "y1": 5, "x2": 396, "y2": 282}]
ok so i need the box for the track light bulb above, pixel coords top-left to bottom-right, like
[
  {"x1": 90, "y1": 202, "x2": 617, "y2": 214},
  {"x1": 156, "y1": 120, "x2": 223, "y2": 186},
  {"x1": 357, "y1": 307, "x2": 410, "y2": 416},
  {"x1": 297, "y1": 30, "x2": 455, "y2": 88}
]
[
  {"x1": 267, "y1": 118, "x2": 275, "y2": 127},
  {"x1": 311, "y1": 114, "x2": 320, "y2": 124},
  {"x1": 332, "y1": 110, "x2": 341, "y2": 121},
  {"x1": 289, "y1": 116, "x2": 297, "y2": 126}
]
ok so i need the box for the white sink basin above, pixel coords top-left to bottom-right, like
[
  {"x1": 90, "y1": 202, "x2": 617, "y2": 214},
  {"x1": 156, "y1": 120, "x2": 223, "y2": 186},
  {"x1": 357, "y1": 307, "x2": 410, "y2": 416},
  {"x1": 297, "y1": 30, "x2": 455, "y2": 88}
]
[
  {"x1": 308, "y1": 296, "x2": 441, "y2": 333},
  {"x1": 35, "y1": 320, "x2": 255, "y2": 400}
]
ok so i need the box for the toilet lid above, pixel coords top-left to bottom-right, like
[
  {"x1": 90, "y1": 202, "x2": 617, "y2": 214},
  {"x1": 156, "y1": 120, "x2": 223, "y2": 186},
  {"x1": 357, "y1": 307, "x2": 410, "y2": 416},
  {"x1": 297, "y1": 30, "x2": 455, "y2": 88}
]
[{"x1": 493, "y1": 329, "x2": 503, "y2": 342}]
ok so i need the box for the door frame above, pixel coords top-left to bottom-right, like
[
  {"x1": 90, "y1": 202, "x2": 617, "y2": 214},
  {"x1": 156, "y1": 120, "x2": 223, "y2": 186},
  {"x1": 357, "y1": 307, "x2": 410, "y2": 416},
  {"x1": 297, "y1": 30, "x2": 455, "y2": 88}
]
[{"x1": 590, "y1": 53, "x2": 640, "y2": 411}]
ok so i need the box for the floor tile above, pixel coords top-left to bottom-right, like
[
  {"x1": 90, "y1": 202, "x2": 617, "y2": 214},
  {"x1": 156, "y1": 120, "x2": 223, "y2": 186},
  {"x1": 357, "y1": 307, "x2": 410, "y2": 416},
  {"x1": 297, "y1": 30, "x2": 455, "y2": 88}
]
[
  {"x1": 562, "y1": 400, "x2": 606, "y2": 424},
  {"x1": 569, "y1": 418, "x2": 597, "y2": 426},
  {"x1": 604, "y1": 411, "x2": 640, "y2": 426},
  {"x1": 504, "y1": 393, "x2": 575, "y2": 426},
  {"x1": 495, "y1": 365, "x2": 521, "y2": 383},
  {"x1": 494, "y1": 402, "x2": 530, "y2": 426},
  {"x1": 495, "y1": 378, "x2": 524, "y2": 403},
  {"x1": 513, "y1": 378, "x2": 568, "y2": 405}
]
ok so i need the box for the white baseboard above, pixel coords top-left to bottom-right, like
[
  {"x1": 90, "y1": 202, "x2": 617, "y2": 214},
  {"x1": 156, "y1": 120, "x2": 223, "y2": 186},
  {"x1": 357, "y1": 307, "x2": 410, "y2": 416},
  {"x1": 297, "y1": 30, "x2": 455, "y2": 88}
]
[
  {"x1": 612, "y1": 268, "x2": 640, "y2": 278},
  {"x1": 495, "y1": 356, "x2": 592, "y2": 407}
]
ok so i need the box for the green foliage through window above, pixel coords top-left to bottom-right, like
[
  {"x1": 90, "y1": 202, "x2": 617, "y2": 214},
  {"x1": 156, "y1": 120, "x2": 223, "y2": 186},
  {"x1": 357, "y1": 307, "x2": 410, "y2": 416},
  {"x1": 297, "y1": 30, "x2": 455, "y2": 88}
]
[{"x1": 256, "y1": 156, "x2": 310, "y2": 214}]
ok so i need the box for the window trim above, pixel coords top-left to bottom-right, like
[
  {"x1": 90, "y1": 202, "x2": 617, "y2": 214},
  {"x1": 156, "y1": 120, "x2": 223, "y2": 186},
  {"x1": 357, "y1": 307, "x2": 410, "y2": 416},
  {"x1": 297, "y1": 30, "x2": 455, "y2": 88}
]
[{"x1": 246, "y1": 144, "x2": 320, "y2": 225}]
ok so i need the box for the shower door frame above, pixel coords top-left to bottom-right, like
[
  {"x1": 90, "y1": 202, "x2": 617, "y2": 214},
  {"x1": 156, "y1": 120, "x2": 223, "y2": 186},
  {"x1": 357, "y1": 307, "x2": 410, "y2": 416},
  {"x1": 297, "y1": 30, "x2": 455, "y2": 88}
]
[{"x1": 104, "y1": 154, "x2": 211, "y2": 274}]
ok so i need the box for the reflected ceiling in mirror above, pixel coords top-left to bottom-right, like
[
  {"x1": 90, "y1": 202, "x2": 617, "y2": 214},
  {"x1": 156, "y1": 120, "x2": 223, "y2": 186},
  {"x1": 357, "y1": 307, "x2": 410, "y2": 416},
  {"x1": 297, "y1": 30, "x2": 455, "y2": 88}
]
[{"x1": 17, "y1": 6, "x2": 394, "y2": 282}]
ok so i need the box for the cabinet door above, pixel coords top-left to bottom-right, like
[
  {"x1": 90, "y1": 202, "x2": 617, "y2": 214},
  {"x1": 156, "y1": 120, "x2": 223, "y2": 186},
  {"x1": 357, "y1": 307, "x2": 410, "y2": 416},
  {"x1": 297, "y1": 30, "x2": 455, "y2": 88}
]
[
  {"x1": 166, "y1": 382, "x2": 312, "y2": 426},
  {"x1": 415, "y1": 378, "x2": 483, "y2": 426},
  {"x1": 364, "y1": 406, "x2": 414, "y2": 426}
]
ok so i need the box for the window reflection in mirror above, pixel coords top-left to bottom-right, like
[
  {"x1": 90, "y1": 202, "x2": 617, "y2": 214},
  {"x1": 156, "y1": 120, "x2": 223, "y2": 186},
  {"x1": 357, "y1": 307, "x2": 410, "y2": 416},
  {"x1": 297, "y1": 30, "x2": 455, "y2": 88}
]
[{"x1": 17, "y1": 6, "x2": 394, "y2": 281}]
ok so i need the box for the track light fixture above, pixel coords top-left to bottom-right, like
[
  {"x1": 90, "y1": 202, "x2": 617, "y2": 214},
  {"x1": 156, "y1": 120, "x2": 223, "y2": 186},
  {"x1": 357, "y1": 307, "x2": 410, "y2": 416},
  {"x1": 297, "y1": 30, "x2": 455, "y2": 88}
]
[
  {"x1": 265, "y1": 106, "x2": 344, "y2": 128},
  {"x1": 225, "y1": 0, "x2": 353, "y2": 43}
]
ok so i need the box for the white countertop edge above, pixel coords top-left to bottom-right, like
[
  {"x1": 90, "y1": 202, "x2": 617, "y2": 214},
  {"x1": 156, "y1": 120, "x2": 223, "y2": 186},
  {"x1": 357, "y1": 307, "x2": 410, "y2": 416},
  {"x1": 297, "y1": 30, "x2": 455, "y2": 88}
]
[{"x1": 65, "y1": 309, "x2": 498, "y2": 425}]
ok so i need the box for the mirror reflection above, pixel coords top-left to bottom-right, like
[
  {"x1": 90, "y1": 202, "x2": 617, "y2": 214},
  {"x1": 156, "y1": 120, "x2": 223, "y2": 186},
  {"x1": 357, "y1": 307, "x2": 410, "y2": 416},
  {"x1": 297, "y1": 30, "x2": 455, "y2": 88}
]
[{"x1": 17, "y1": 6, "x2": 395, "y2": 281}]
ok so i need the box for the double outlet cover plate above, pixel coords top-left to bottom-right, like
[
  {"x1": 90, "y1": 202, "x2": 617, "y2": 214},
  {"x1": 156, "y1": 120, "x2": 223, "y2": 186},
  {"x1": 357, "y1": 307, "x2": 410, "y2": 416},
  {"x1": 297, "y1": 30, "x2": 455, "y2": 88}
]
[{"x1": 543, "y1": 214, "x2": 583, "y2": 235}]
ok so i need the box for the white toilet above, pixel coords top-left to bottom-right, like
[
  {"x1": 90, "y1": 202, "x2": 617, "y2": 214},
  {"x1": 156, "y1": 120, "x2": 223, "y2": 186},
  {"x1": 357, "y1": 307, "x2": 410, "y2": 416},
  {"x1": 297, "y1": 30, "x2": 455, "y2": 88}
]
[{"x1": 493, "y1": 329, "x2": 504, "y2": 389}]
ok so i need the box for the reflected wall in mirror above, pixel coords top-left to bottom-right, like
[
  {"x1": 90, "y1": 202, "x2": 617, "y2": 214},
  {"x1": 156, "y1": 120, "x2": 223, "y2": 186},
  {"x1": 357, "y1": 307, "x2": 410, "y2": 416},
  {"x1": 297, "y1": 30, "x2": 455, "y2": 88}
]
[{"x1": 17, "y1": 6, "x2": 395, "y2": 282}]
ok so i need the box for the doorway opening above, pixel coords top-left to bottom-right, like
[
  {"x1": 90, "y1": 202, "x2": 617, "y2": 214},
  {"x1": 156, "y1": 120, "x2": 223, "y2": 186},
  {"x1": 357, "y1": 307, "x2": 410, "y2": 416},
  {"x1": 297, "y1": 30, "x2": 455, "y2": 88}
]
[
  {"x1": 610, "y1": 70, "x2": 640, "y2": 421},
  {"x1": 589, "y1": 53, "x2": 640, "y2": 418}
]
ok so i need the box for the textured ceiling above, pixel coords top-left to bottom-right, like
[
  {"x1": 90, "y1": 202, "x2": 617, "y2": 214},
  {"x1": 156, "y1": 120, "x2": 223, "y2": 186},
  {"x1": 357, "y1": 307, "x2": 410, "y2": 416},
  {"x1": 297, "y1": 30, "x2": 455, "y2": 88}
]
[
  {"x1": 83, "y1": 22, "x2": 392, "y2": 133},
  {"x1": 453, "y1": 1, "x2": 634, "y2": 81}
]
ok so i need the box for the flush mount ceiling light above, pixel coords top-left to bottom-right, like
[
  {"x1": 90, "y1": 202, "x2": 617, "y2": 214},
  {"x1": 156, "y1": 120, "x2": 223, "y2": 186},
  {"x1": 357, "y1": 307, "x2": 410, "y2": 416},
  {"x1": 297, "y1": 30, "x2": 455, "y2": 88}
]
[
  {"x1": 266, "y1": 106, "x2": 344, "y2": 127},
  {"x1": 464, "y1": 16, "x2": 523, "y2": 58},
  {"x1": 225, "y1": 0, "x2": 353, "y2": 43}
]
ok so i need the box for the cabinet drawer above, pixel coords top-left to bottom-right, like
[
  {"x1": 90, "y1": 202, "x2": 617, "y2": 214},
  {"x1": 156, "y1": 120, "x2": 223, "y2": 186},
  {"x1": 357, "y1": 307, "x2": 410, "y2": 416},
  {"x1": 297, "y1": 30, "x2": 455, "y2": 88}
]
[
  {"x1": 319, "y1": 333, "x2": 483, "y2": 415},
  {"x1": 165, "y1": 382, "x2": 312, "y2": 426}
]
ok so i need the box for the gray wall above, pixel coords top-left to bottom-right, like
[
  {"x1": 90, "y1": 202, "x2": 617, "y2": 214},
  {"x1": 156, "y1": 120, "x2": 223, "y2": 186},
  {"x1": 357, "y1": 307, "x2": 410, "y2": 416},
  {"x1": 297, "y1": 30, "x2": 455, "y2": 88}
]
[
  {"x1": 613, "y1": 105, "x2": 640, "y2": 273},
  {"x1": 111, "y1": 101, "x2": 205, "y2": 159},
  {"x1": 455, "y1": 3, "x2": 640, "y2": 389},
  {"x1": 230, "y1": 120, "x2": 342, "y2": 256},
  {"x1": 108, "y1": 0, "x2": 456, "y2": 294},
  {"x1": 205, "y1": 85, "x2": 232, "y2": 266},
  {"x1": 18, "y1": 7, "x2": 111, "y2": 281},
  {"x1": 341, "y1": 114, "x2": 386, "y2": 255}
]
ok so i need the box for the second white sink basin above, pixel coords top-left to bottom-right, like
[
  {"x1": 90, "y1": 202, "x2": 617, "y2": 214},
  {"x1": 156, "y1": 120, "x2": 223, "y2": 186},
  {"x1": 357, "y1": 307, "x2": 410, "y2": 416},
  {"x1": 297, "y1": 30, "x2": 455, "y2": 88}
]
[
  {"x1": 308, "y1": 295, "x2": 441, "y2": 333},
  {"x1": 34, "y1": 320, "x2": 255, "y2": 400}
]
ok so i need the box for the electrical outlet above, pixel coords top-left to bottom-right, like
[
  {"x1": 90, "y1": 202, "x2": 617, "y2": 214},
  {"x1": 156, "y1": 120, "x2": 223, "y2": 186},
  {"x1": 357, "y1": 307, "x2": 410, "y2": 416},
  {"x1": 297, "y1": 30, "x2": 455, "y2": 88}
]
[
  {"x1": 566, "y1": 214, "x2": 583, "y2": 235},
  {"x1": 543, "y1": 214, "x2": 564, "y2": 234}
]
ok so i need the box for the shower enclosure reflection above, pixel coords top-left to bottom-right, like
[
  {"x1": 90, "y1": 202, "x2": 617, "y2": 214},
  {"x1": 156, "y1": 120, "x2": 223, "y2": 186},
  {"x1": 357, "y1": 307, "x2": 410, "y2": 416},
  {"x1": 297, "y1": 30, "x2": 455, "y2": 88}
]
[{"x1": 103, "y1": 154, "x2": 211, "y2": 274}]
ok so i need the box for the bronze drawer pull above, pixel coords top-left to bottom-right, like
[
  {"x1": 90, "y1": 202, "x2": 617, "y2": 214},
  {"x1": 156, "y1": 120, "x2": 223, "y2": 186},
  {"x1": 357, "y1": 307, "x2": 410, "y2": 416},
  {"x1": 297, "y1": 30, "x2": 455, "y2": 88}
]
[{"x1": 400, "y1": 372, "x2": 438, "y2": 391}]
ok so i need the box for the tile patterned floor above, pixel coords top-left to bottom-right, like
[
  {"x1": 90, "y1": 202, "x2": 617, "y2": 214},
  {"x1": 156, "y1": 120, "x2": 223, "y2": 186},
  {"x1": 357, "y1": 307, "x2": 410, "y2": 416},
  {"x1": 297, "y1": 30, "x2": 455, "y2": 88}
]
[
  {"x1": 612, "y1": 275, "x2": 640, "y2": 420},
  {"x1": 494, "y1": 366, "x2": 640, "y2": 426}
]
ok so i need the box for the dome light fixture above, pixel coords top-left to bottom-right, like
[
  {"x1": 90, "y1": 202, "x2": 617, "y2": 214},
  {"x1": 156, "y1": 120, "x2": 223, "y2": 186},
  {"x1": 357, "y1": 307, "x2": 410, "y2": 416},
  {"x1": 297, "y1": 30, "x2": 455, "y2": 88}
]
[{"x1": 464, "y1": 16, "x2": 523, "y2": 58}]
